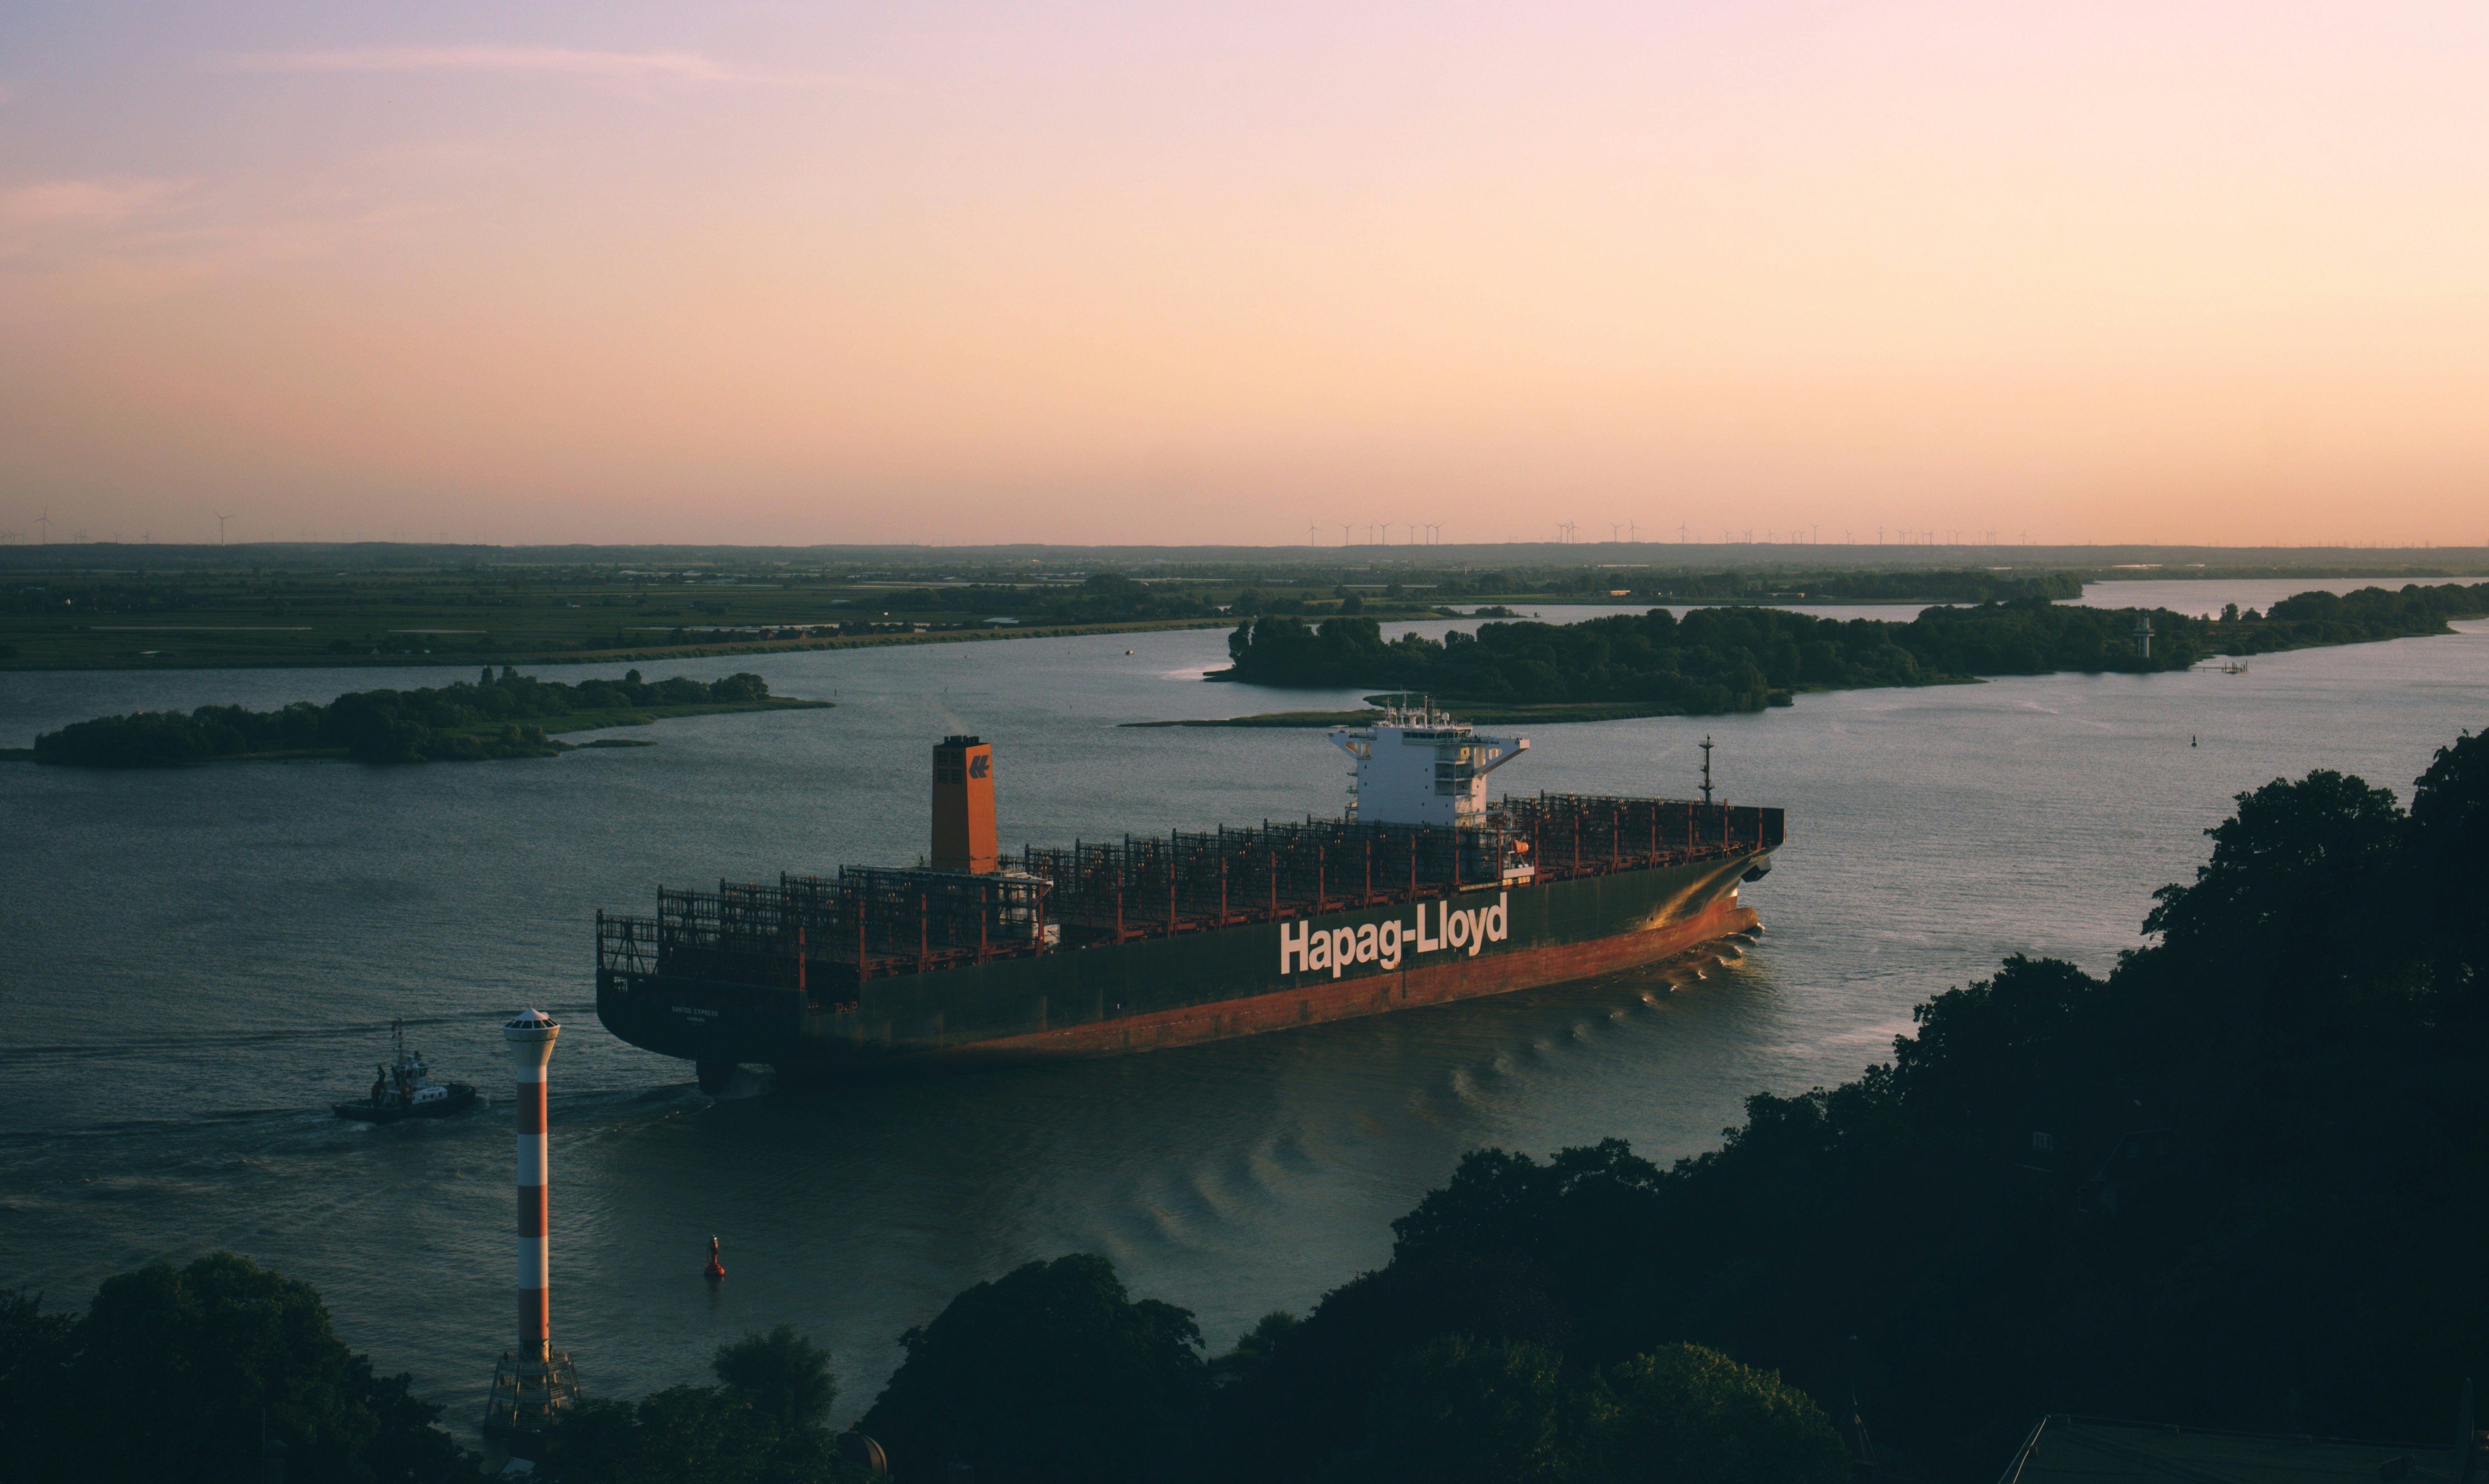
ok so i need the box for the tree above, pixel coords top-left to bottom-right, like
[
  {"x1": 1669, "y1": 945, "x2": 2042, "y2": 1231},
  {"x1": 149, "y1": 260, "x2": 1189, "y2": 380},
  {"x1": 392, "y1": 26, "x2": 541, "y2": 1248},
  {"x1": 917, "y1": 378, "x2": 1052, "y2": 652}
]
[
  {"x1": 0, "y1": 1288, "x2": 75, "y2": 1480},
  {"x1": 1207, "y1": 1310, "x2": 1298, "y2": 1387},
  {"x1": 861, "y1": 1253, "x2": 1207, "y2": 1483},
  {"x1": 1316, "y1": 1337, "x2": 1589, "y2": 1484},
  {"x1": 2136, "y1": 768, "x2": 2416, "y2": 1054},
  {"x1": 2409, "y1": 731, "x2": 2489, "y2": 1012},
  {"x1": 1886, "y1": 955, "x2": 2103, "y2": 1129},
  {"x1": 1198, "y1": 1251, "x2": 1574, "y2": 1474},
  {"x1": 10, "y1": 1254, "x2": 462, "y2": 1484},
  {"x1": 540, "y1": 1328, "x2": 861, "y2": 1484},
  {"x1": 1310, "y1": 1338, "x2": 1847, "y2": 1484},
  {"x1": 713, "y1": 1323, "x2": 838, "y2": 1432},
  {"x1": 1582, "y1": 1345, "x2": 1848, "y2": 1484}
]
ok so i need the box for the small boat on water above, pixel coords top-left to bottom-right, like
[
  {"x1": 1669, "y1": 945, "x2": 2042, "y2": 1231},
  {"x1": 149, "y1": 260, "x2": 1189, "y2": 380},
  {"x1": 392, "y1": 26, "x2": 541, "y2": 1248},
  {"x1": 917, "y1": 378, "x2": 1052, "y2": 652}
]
[{"x1": 334, "y1": 1020, "x2": 479, "y2": 1123}]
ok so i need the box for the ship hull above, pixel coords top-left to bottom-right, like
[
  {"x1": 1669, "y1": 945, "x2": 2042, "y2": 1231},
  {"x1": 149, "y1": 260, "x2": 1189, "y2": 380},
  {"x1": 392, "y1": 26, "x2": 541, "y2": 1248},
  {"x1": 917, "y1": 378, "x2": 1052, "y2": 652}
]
[{"x1": 597, "y1": 847, "x2": 1768, "y2": 1075}]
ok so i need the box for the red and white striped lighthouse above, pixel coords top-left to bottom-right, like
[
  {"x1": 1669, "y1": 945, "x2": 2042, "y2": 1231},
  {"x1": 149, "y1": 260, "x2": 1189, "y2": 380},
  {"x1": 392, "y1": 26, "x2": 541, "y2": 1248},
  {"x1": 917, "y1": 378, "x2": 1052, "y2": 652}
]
[
  {"x1": 483, "y1": 1009, "x2": 576, "y2": 1451},
  {"x1": 505, "y1": 1008, "x2": 559, "y2": 1359}
]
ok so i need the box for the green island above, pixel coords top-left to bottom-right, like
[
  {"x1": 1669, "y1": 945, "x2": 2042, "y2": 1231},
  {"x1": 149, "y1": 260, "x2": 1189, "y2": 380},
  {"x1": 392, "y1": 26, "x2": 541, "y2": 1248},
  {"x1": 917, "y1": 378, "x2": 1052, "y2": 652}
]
[
  {"x1": 8, "y1": 667, "x2": 823, "y2": 767},
  {"x1": 9, "y1": 726, "x2": 2485, "y2": 1481},
  {"x1": 1193, "y1": 581, "x2": 2489, "y2": 721}
]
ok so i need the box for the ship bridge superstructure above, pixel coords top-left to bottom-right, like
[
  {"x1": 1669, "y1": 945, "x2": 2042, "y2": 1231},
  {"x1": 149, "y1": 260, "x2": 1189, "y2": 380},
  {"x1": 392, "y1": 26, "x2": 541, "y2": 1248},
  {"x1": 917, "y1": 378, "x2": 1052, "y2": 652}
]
[{"x1": 1329, "y1": 701, "x2": 1527, "y2": 829}]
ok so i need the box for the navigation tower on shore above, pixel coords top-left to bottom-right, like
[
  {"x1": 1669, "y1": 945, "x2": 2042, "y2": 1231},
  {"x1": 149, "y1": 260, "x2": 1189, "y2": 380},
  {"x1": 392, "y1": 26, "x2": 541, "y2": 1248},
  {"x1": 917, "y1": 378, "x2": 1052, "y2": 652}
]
[{"x1": 483, "y1": 1009, "x2": 578, "y2": 1455}]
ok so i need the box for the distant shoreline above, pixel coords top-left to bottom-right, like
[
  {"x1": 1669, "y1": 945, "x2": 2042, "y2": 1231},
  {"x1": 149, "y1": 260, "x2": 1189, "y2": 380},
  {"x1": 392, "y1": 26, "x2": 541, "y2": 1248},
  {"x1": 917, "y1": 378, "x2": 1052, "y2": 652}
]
[
  {"x1": 1, "y1": 699, "x2": 829, "y2": 765},
  {"x1": 0, "y1": 617, "x2": 1256, "y2": 674},
  {"x1": 10, "y1": 669, "x2": 827, "y2": 767}
]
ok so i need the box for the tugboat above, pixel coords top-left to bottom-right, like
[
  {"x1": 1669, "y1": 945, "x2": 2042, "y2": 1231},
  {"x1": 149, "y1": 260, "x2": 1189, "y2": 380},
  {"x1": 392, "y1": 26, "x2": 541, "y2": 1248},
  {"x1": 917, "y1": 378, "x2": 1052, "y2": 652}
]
[{"x1": 334, "y1": 1020, "x2": 479, "y2": 1122}]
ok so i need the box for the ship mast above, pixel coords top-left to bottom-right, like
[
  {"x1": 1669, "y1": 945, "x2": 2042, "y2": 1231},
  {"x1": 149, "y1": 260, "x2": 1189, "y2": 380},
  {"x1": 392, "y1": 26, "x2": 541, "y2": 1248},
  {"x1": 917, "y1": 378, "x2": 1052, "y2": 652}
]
[{"x1": 1699, "y1": 736, "x2": 1714, "y2": 806}]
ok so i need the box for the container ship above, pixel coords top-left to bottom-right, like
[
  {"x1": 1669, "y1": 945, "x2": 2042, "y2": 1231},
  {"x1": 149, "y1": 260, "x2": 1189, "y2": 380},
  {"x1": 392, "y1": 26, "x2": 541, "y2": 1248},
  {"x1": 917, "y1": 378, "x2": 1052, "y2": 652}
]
[{"x1": 596, "y1": 710, "x2": 1784, "y2": 1090}]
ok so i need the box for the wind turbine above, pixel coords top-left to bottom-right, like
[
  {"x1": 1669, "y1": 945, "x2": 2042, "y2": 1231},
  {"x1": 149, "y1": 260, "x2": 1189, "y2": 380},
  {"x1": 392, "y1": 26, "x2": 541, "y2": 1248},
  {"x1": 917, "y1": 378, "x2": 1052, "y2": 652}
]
[
  {"x1": 1308, "y1": 523, "x2": 1319, "y2": 547},
  {"x1": 213, "y1": 512, "x2": 232, "y2": 545},
  {"x1": 1629, "y1": 522, "x2": 1639, "y2": 542},
  {"x1": 1611, "y1": 523, "x2": 1622, "y2": 542},
  {"x1": 35, "y1": 511, "x2": 53, "y2": 544},
  {"x1": 1678, "y1": 523, "x2": 1688, "y2": 544}
]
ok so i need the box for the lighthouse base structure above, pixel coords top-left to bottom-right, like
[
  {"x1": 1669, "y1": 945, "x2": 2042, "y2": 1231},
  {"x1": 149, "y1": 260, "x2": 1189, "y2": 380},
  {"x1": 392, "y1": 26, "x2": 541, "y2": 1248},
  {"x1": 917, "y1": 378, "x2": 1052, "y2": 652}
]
[{"x1": 483, "y1": 1349, "x2": 579, "y2": 1457}]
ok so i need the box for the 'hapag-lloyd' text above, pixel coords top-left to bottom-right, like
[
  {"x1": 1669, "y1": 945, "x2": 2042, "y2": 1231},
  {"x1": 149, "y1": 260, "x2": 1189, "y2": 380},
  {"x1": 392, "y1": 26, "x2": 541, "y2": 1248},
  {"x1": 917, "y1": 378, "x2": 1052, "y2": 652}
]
[{"x1": 1278, "y1": 893, "x2": 1509, "y2": 978}]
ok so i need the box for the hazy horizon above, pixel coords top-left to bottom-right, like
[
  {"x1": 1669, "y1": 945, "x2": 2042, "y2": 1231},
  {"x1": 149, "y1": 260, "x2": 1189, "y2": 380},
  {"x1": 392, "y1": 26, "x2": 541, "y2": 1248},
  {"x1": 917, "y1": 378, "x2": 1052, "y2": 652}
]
[{"x1": 5, "y1": 3, "x2": 2485, "y2": 548}]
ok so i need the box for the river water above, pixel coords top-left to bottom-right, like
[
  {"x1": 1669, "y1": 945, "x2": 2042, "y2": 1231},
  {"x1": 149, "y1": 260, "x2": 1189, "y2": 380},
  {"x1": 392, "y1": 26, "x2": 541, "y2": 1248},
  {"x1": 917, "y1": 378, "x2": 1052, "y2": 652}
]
[{"x1": 3, "y1": 582, "x2": 2484, "y2": 1437}]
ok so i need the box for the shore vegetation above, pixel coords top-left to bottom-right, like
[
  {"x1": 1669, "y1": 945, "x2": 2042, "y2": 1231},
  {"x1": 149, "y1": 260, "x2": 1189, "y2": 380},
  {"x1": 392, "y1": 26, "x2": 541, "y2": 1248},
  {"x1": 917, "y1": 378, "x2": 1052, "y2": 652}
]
[
  {"x1": 0, "y1": 1253, "x2": 464, "y2": 1484},
  {"x1": 21, "y1": 667, "x2": 817, "y2": 766},
  {"x1": 1213, "y1": 581, "x2": 2489, "y2": 717}
]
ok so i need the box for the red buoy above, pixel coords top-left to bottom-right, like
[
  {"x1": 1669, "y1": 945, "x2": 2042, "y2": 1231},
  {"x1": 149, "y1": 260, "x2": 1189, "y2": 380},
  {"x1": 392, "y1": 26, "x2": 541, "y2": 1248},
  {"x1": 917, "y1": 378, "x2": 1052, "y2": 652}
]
[{"x1": 703, "y1": 1237, "x2": 725, "y2": 1281}]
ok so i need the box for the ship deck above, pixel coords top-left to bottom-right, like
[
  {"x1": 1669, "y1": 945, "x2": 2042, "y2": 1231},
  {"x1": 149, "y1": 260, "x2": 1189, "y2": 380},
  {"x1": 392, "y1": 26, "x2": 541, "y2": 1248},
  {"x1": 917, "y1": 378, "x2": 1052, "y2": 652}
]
[{"x1": 597, "y1": 794, "x2": 1784, "y2": 1012}]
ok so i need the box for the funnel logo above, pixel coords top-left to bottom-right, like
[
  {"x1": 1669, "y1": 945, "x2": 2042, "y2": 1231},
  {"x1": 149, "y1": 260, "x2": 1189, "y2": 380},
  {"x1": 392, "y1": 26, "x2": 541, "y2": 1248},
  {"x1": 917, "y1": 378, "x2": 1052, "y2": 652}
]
[{"x1": 968, "y1": 756, "x2": 990, "y2": 779}]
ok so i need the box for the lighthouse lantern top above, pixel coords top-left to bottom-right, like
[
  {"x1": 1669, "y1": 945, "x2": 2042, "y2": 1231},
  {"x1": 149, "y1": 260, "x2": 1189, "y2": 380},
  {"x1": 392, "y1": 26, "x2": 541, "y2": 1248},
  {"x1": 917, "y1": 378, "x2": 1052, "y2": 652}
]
[{"x1": 502, "y1": 1009, "x2": 561, "y2": 1071}]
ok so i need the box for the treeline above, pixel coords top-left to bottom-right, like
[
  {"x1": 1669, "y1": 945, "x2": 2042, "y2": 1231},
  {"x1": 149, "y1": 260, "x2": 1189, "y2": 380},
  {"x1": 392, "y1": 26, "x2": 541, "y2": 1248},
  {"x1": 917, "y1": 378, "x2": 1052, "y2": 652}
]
[
  {"x1": 1192, "y1": 727, "x2": 2486, "y2": 1482},
  {"x1": 868, "y1": 573, "x2": 1232, "y2": 624},
  {"x1": 1646, "y1": 567, "x2": 2084, "y2": 604},
  {"x1": 1, "y1": 1255, "x2": 465, "y2": 1484},
  {"x1": 844, "y1": 1254, "x2": 1847, "y2": 1484},
  {"x1": 0, "y1": 1257, "x2": 879, "y2": 1484},
  {"x1": 30, "y1": 667, "x2": 772, "y2": 766},
  {"x1": 1220, "y1": 582, "x2": 2489, "y2": 713}
]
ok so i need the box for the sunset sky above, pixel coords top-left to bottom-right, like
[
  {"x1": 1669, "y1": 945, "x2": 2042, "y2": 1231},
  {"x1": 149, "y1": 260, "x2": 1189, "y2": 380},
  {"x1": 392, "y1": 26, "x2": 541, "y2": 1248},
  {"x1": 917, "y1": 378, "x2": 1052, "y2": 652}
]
[{"x1": 4, "y1": 3, "x2": 2485, "y2": 548}]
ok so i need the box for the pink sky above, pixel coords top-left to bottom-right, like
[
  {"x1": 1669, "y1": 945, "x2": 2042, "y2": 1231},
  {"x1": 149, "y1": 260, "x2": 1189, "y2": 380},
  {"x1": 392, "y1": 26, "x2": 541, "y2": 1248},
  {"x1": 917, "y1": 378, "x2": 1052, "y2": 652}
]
[{"x1": 3, "y1": 3, "x2": 2484, "y2": 547}]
